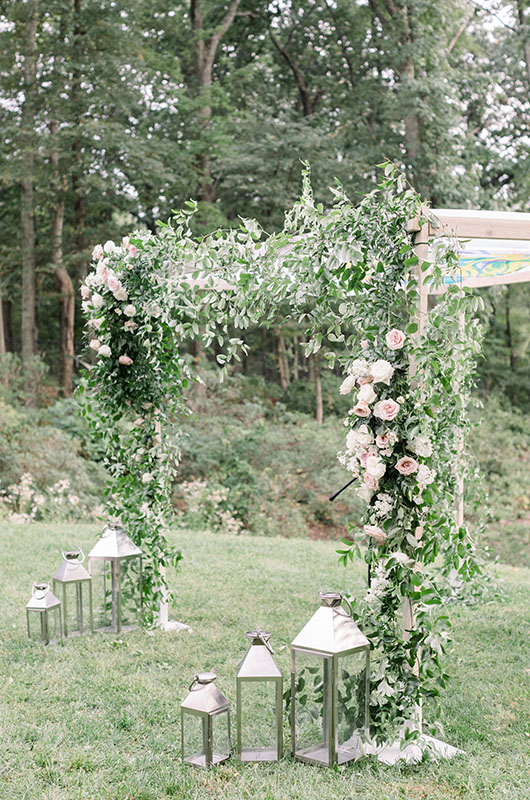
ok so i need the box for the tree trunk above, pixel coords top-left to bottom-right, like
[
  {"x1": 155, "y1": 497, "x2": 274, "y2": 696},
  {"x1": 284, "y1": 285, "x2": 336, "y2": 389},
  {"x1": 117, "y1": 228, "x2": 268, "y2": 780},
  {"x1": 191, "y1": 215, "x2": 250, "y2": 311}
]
[
  {"x1": 506, "y1": 286, "x2": 516, "y2": 371},
  {"x1": 50, "y1": 121, "x2": 75, "y2": 396},
  {"x1": 292, "y1": 335, "x2": 299, "y2": 381},
  {"x1": 277, "y1": 333, "x2": 289, "y2": 391},
  {"x1": 516, "y1": 0, "x2": 530, "y2": 88},
  {"x1": 20, "y1": 0, "x2": 39, "y2": 407},
  {"x1": 308, "y1": 354, "x2": 323, "y2": 424},
  {"x1": 190, "y1": 0, "x2": 242, "y2": 202}
]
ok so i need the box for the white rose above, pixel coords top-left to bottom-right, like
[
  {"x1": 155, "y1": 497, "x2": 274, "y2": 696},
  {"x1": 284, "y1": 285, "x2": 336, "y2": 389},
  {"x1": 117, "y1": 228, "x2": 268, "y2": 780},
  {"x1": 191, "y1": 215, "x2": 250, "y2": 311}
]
[
  {"x1": 113, "y1": 286, "x2": 128, "y2": 301},
  {"x1": 123, "y1": 304, "x2": 136, "y2": 317},
  {"x1": 98, "y1": 344, "x2": 111, "y2": 358},
  {"x1": 104, "y1": 240, "x2": 116, "y2": 254},
  {"x1": 142, "y1": 473, "x2": 154, "y2": 484},
  {"x1": 357, "y1": 484, "x2": 374, "y2": 503},
  {"x1": 357, "y1": 383, "x2": 377, "y2": 404},
  {"x1": 416, "y1": 464, "x2": 435, "y2": 487},
  {"x1": 370, "y1": 359, "x2": 394, "y2": 385},
  {"x1": 339, "y1": 375, "x2": 357, "y2": 395},
  {"x1": 410, "y1": 436, "x2": 433, "y2": 458},
  {"x1": 91, "y1": 292, "x2": 104, "y2": 309},
  {"x1": 356, "y1": 424, "x2": 374, "y2": 447},
  {"x1": 365, "y1": 455, "x2": 386, "y2": 480}
]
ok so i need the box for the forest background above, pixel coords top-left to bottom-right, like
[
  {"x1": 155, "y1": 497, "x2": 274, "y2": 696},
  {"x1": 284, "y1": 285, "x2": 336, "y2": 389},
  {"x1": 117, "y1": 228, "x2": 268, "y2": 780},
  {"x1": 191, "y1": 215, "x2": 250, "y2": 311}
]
[{"x1": 0, "y1": 0, "x2": 529, "y2": 568}]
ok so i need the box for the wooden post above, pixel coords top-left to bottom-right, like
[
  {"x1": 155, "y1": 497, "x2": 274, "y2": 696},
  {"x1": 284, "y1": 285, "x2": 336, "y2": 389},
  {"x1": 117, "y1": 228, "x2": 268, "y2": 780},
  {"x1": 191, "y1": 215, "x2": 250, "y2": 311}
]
[
  {"x1": 401, "y1": 217, "x2": 430, "y2": 727},
  {"x1": 455, "y1": 311, "x2": 465, "y2": 530}
]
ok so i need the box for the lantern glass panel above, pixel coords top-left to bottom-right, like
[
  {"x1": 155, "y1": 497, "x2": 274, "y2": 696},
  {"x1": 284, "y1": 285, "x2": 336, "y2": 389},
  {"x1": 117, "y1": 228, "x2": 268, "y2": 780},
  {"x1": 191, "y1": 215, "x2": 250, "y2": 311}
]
[
  {"x1": 292, "y1": 651, "x2": 331, "y2": 766},
  {"x1": 27, "y1": 608, "x2": 61, "y2": 644},
  {"x1": 90, "y1": 557, "x2": 142, "y2": 630},
  {"x1": 211, "y1": 710, "x2": 230, "y2": 764},
  {"x1": 239, "y1": 680, "x2": 278, "y2": 759},
  {"x1": 56, "y1": 582, "x2": 89, "y2": 634},
  {"x1": 336, "y1": 650, "x2": 370, "y2": 765},
  {"x1": 182, "y1": 713, "x2": 207, "y2": 767}
]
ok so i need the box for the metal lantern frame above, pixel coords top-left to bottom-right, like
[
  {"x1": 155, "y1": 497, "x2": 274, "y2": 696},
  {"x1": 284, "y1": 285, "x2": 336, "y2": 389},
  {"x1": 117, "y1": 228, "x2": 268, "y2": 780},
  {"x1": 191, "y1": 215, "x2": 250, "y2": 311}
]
[
  {"x1": 87, "y1": 523, "x2": 143, "y2": 634},
  {"x1": 26, "y1": 582, "x2": 63, "y2": 645},
  {"x1": 52, "y1": 548, "x2": 93, "y2": 637},
  {"x1": 290, "y1": 591, "x2": 370, "y2": 768},
  {"x1": 236, "y1": 629, "x2": 283, "y2": 762},
  {"x1": 181, "y1": 671, "x2": 231, "y2": 769}
]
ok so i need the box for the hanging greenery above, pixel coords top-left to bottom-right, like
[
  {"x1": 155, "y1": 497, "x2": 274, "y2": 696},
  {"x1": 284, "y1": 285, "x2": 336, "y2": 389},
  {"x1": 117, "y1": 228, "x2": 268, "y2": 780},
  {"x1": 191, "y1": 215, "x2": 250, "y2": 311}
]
[{"x1": 79, "y1": 164, "x2": 483, "y2": 742}]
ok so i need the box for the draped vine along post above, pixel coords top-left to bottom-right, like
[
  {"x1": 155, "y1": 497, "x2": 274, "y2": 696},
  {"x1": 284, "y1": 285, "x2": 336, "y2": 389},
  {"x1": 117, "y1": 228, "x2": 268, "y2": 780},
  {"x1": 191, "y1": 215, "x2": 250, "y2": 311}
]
[{"x1": 79, "y1": 164, "x2": 483, "y2": 744}]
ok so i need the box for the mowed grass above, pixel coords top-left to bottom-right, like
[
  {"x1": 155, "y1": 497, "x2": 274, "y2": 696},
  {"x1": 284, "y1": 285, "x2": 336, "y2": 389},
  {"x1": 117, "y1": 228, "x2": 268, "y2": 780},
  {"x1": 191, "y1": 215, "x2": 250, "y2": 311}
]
[{"x1": 0, "y1": 523, "x2": 529, "y2": 800}]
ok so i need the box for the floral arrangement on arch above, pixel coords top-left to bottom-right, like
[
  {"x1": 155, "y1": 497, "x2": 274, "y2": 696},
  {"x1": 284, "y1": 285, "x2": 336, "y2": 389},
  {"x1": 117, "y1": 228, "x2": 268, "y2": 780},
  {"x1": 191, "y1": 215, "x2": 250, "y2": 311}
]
[{"x1": 338, "y1": 332, "x2": 435, "y2": 548}]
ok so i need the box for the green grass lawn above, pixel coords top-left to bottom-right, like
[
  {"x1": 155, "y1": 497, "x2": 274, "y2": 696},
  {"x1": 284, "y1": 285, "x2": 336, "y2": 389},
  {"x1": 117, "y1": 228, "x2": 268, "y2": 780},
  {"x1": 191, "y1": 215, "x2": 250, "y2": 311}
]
[{"x1": 0, "y1": 523, "x2": 529, "y2": 800}]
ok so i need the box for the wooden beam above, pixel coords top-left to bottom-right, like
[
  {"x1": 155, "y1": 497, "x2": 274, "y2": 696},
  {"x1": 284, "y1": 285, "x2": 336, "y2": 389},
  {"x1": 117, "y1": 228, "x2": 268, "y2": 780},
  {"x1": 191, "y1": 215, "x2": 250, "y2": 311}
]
[{"x1": 428, "y1": 209, "x2": 530, "y2": 241}]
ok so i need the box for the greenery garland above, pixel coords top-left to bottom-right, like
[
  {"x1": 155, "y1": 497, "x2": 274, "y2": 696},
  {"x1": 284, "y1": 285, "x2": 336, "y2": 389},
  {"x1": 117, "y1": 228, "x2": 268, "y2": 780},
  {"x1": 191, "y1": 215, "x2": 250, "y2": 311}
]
[{"x1": 79, "y1": 164, "x2": 483, "y2": 741}]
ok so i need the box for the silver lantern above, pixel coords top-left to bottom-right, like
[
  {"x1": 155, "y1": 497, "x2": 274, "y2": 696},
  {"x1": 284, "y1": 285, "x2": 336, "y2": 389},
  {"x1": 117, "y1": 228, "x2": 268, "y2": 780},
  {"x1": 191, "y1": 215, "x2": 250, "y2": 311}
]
[
  {"x1": 52, "y1": 548, "x2": 93, "y2": 637},
  {"x1": 87, "y1": 523, "x2": 143, "y2": 633},
  {"x1": 290, "y1": 591, "x2": 370, "y2": 767},
  {"x1": 236, "y1": 629, "x2": 283, "y2": 762},
  {"x1": 26, "y1": 582, "x2": 63, "y2": 645},
  {"x1": 181, "y1": 671, "x2": 231, "y2": 768}
]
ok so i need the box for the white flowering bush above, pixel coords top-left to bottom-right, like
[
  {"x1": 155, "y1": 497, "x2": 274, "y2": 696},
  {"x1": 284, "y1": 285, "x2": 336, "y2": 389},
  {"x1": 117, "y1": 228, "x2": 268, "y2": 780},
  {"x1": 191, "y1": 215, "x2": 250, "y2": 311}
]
[
  {"x1": 176, "y1": 480, "x2": 245, "y2": 535},
  {"x1": 80, "y1": 163, "x2": 483, "y2": 741},
  {"x1": 0, "y1": 473, "x2": 101, "y2": 523}
]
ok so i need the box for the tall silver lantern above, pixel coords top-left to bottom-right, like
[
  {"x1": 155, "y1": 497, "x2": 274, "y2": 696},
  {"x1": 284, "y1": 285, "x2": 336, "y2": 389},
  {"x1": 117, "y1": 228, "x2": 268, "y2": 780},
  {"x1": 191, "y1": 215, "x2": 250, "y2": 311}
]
[
  {"x1": 290, "y1": 591, "x2": 370, "y2": 767},
  {"x1": 52, "y1": 548, "x2": 93, "y2": 637},
  {"x1": 181, "y1": 671, "x2": 231, "y2": 768},
  {"x1": 236, "y1": 629, "x2": 283, "y2": 762},
  {"x1": 26, "y1": 582, "x2": 63, "y2": 644},
  {"x1": 87, "y1": 523, "x2": 143, "y2": 633}
]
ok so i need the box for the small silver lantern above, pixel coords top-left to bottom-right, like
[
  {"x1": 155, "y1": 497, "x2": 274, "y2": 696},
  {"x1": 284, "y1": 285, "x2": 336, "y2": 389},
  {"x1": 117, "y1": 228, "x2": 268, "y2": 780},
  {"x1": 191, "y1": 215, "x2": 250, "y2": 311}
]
[
  {"x1": 52, "y1": 548, "x2": 93, "y2": 637},
  {"x1": 26, "y1": 582, "x2": 63, "y2": 644},
  {"x1": 236, "y1": 629, "x2": 283, "y2": 762},
  {"x1": 87, "y1": 523, "x2": 143, "y2": 633},
  {"x1": 290, "y1": 590, "x2": 370, "y2": 767},
  {"x1": 181, "y1": 671, "x2": 231, "y2": 768}
]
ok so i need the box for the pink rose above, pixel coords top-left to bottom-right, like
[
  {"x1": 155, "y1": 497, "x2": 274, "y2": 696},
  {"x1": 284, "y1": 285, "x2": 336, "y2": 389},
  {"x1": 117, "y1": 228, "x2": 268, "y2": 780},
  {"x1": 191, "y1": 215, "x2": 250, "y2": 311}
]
[
  {"x1": 89, "y1": 339, "x2": 100, "y2": 351},
  {"x1": 361, "y1": 339, "x2": 370, "y2": 349},
  {"x1": 123, "y1": 320, "x2": 137, "y2": 331},
  {"x1": 80, "y1": 285, "x2": 90, "y2": 300},
  {"x1": 395, "y1": 456, "x2": 419, "y2": 476},
  {"x1": 107, "y1": 275, "x2": 120, "y2": 293},
  {"x1": 128, "y1": 244, "x2": 137, "y2": 257},
  {"x1": 374, "y1": 399, "x2": 400, "y2": 421},
  {"x1": 92, "y1": 244, "x2": 104, "y2": 261},
  {"x1": 353, "y1": 400, "x2": 371, "y2": 418},
  {"x1": 376, "y1": 433, "x2": 390, "y2": 448},
  {"x1": 386, "y1": 329, "x2": 406, "y2": 350},
  {"x1": 364, "y1": 473, "x2": 379, "y2": 490},
  {"x1": 357, "y1": 375, "x2": 374, "y2": 386},
  {"x1": 363, "y1": 524, "x2": 387, "y2": 545},
  {"x1": 119, "y1": 355, "x2": 133, "y2": 366}
]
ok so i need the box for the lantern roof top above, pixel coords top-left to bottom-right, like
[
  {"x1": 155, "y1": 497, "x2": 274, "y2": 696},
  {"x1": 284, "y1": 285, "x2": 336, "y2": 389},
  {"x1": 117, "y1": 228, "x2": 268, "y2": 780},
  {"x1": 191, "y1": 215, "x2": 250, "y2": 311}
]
[
  {"x1": 88, "y1": 524, "x2": 142, "y2": 560},
  {"x1": 53, "y1": 549, "x2": 91, "y2": 583},
  {"x1": 181, "y1": 672, "x2": 230, "y2": 714},
  {"x1": 26, "y1": 583, "x2": 61, "y2": 611},
  {"x1": 237, "y1": 630, "x2": 282, "y2": 679},
  {"x1": 291, "y1": 591, "x2": 369, "y2": 655}
]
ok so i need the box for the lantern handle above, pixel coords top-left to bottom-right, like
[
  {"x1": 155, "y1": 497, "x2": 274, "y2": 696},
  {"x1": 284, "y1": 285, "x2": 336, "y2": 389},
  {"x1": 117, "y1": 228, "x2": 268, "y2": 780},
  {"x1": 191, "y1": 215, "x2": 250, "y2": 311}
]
[
  {"x1": 32, "y1": 582, "x2": 50, "y2": 599},
  {"x1": 340, "y1": 593, "x2": 353, "y2": 618},
  {"x1": 62, "y1": 547, "x2": 85, "y2": 564},
  {"x1": 188, "y1": 675, "x2": 199, "y2": 691}
]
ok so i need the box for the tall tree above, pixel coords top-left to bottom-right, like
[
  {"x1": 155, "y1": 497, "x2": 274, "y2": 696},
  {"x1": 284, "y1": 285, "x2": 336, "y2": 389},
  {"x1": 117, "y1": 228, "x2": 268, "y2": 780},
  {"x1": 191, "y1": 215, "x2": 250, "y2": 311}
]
[{"x1": 19, "y1": 0, "x2": 39, "y2": 405}]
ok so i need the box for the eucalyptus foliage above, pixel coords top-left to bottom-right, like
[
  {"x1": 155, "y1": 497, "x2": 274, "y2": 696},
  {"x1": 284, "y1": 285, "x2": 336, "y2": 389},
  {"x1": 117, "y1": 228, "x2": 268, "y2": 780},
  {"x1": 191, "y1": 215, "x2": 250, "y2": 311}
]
[{"x1": 80, "y1": 164, "x2": 482, "y2": 741}]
